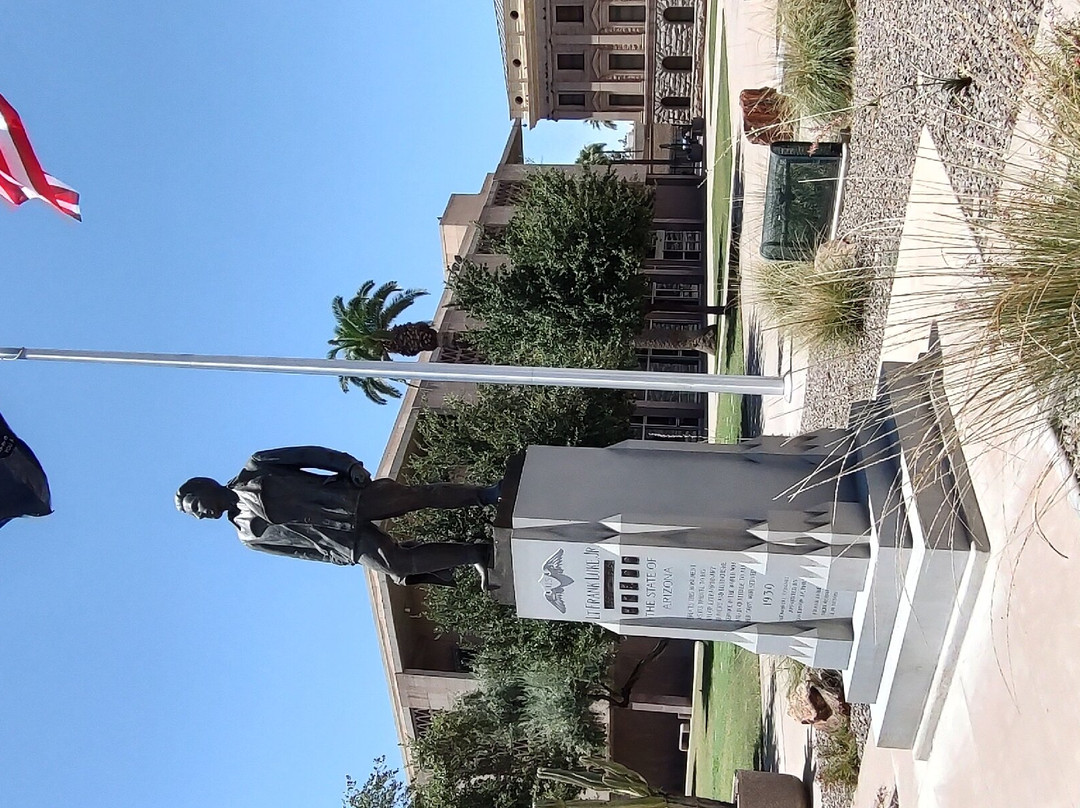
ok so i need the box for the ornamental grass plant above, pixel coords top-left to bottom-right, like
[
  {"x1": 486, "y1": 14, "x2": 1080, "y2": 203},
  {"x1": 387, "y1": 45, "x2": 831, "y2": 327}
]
[
  {"x1": 753, "y1": 240, "x2": 869, "y2": 350},
  {"x1": 967, "y1": 21, "x2": 1080, "y2": 421},
  {"x1": 876, "y1": 18, "x2": 1080, "y2": 451},
  {"x1": 776, "y1": 0, "x2": 856, "y2": 125}
]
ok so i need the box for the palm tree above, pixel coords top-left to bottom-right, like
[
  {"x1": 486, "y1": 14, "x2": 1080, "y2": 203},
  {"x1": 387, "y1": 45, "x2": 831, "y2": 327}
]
[
  {"x1": 536, "y1": 757, "x2": 734, "y2": 808},
  {"x1": 635, "y1": 325, "x2": 717, "y2": 353},
  {"x1": 576, "y1": 142, "x2": 612, "y2": 165},
  {"x1": 327, "y1": 280, "x2": 439, "y2": 404}
]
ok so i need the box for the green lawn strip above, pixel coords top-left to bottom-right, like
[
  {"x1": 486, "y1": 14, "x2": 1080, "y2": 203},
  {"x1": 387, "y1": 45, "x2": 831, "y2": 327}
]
[
  {"x1": 713, "y1": 306, "x2": 745, "y2": 443},
  {"x1": 705, "y1": 7, "x2": 742, "y2": 442},
  {"x1": 711, "y1": 28, "x2": 734, "y2": 299},
  {"x1": 695, "y1": 641, "x2": 763, "y2": 801}
]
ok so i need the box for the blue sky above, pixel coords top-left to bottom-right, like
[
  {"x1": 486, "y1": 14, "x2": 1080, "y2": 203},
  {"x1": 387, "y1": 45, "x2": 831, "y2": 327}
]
[{"x1": 0, "y1": 4, "x2": 622, "y2": 807}]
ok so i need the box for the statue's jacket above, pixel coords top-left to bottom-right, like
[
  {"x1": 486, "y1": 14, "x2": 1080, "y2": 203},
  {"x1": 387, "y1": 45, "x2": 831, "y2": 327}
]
[{"x1": 225, "y1": 446, "x2": 380, "y2": 565}]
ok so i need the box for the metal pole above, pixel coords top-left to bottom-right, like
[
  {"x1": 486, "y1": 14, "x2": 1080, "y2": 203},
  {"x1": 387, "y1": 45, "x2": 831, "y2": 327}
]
[{"x1": 0, "y1": 346, "x2": 790, "y2": 397}]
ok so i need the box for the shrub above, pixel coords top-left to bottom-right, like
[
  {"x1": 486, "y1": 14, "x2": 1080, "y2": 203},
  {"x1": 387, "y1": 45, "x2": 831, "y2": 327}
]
[
  {"x1": 753, "y1": 240, "x2": 868, "y2": 349},
  {"x1": 776, "y1": 0, "x2": 856, "y2": 124},
  {"x1": 815, "y1": 719, "x2": 861, "y2": 796}
]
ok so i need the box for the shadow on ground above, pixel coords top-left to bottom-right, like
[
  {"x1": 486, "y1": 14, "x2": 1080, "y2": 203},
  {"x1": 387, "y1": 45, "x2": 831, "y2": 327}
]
[
  {"x1": 742, "y1": 316, "x2": 765, "y2": 438},
  {"x1": 755, "y1": 667, "x2": 779, "y2": 772}
]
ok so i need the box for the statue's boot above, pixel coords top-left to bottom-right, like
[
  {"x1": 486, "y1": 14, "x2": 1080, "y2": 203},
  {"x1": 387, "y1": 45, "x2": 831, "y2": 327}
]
[
  {"x1": 390, "y1": 540, "x2": 495, "y2": 590},
  {"x1": 478, "y1": 481, "x2": 502, "y2": 506},
  {"x1": 401, "y1": 570, "x2": 457, "y2": 587},
  {"x1": 473, "y1": 544, "x2": 498, "y2": 592}
]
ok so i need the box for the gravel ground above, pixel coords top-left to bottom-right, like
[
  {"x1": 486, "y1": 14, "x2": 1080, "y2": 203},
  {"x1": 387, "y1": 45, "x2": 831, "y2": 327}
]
[
  {"x1": 816, "y1": 704, "x2": 873, "y2": 808},
  {"x1": 799, "y1": 0, "x2": 1047, "y2": 433}
]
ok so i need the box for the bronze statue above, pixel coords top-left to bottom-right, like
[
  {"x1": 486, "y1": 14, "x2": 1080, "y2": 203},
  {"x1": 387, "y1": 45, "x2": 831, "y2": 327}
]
[{"x1": 176, "y1": 446, "x2": 499, "y2": 589}]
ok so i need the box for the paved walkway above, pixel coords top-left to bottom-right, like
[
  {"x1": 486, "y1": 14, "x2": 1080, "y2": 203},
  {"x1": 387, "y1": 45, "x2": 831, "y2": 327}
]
[{"x1": 706, "y1": 0, "x2": 809, "y2": 439}]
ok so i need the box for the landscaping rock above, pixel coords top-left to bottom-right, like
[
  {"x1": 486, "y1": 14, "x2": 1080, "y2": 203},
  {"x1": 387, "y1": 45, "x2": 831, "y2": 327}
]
[
  {"x1": 788, "y1": 682, "x2": 833, "y2": 724},
  {"x1": 787, "y1": 668, "x2": 851, "y2": 729}
]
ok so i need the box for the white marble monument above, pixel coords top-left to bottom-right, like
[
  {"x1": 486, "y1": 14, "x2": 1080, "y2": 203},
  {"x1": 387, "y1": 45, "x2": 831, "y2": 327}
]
[{"x1": 492, "y1": 348, "x2": 989, "y2": 758}]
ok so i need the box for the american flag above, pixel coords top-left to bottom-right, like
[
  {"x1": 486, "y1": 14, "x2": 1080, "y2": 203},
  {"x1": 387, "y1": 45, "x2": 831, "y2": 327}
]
[{"x1": 0, "y1": 92, "x2": 81, "y2": 221}]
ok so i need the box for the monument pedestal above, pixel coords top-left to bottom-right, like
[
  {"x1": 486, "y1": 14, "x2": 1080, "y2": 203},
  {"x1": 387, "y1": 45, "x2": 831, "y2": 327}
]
[
  {"x1": 842, "y1": 361, "x2": 989, "y2": 758},
  {"x1": 491, "y1": 348, "x2": 988, "y2": 758}
]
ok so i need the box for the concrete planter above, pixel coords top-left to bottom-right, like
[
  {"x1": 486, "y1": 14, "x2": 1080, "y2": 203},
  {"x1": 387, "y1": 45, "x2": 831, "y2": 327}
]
[{"x1": 733, "y1": 770, "x2": 810, "y2": 808}]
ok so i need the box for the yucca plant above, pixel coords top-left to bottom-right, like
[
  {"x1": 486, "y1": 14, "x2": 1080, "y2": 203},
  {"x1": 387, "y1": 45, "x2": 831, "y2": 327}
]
[
  {"x1": 327, "y1": 280, "x2": 438, "y2": 404},
  {"x1": 535, "y1": 757, "x2": 734, "y2": 808}
]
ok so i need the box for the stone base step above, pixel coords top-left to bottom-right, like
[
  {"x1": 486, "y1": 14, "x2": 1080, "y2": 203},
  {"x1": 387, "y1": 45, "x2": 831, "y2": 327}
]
[{"x1": 868, "y1": 528, "x2": 985, "y2": 752}]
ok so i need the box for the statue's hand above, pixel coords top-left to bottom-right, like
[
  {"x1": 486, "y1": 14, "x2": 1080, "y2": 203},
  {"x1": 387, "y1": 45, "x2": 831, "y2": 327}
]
[{"x1": 349, "y1": 462, "x2": 372, "y2": 487}]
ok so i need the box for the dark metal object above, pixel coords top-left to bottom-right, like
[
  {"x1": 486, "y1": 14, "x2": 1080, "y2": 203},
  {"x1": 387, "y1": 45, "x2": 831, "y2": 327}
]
[{"x1": 177, "y1": 446, "x2": 496, "y2": 587}]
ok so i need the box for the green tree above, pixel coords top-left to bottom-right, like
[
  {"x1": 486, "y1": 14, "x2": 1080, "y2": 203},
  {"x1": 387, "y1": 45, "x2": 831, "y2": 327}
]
[
  {"x1": 410, "y1": 684, "x2": 600, "y2": 808},
  {"x1": 451, "y1": 167, "x2": 719, "y2": 360},
  {"x1": 343, "y1": 756, "x2": 411, "y2": 808},
  {"x1": 449, "y1": 169, "x2": 654, "y2": 360},
  {"x1": 389, "y1": 382, "x2": 627, "y2": 758},
  {"x1": 498, "y1": 169, "x2": 653, "y2": 288},
  {"x1": 327, "y1": 280, "x2": 438, "y2": 404}
]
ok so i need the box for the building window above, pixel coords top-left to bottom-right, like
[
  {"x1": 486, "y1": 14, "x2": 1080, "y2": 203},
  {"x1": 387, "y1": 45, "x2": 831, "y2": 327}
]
[
  {"x1": 631, "y1": 413, "x2": 705, "y2": 441},
  {"x1": 609, "y1": 93, "x2": 645, "y2": 107},
  {"x1": 492, "y1": 180, "x2": 524, "y2": 206},
  {"x1": 475, "y1": 225, "x2": 506, "y2": 254},
  {"x1": 661, "y1": 95, "x2": 692, "y2": 108},
  {"x1": 436, "y1": 338, "x2": 483, "y2": 364},
  {"x1": 662, "y1": 55, "x2": 693, "y2": 71},
  {"x1": 411, "y1": 709, "x2": 435, "y2": 738},
  {"x1": 609, "y1": 4, "x2": 647, "y2": 23},
  {"x1": 663, "y1": 5, "x2": 696, "y2": 22},
  {"x1": 609, "y1": 52, "x2": 645, "y2": 71},
  {"x1": 649, "y1": 280, "x2": 701, "y2": 302},
  {"x1": 452, "y1": 646, "x2": 477, "y2": 672},
  {"x1": 559, "y1": 92, "x2": 587, "y2": 106},
  {"x1": 635, "y1": 346, "x2": 704, "y2": 403},
  {"x1": 555, "y1": 4, "x2": 586, "y2": 22},
  {"x1": 637, "y1": 347, "x2": 703, "y2": 370},
  {"x1": 557, "y1": 53, "x2": 586, "y2": 70},
  {"x1": 661, "y1": 230, "x2": 702, "y2": 260}
]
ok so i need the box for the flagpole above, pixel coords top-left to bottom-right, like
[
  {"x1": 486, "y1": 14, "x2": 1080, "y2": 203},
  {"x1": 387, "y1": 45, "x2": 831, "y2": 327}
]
[{"x1": 0, "y1": 346, "x2": 791, "y2": 398}]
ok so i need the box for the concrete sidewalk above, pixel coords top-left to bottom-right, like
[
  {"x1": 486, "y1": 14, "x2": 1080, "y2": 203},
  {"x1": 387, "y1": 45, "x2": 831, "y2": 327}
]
[
  {"x1": 707, "y1": 0, "x2": 809, "y2": 439},
  {"x1": 708, "y1": 0, "x2": 820, "y2": 796}
]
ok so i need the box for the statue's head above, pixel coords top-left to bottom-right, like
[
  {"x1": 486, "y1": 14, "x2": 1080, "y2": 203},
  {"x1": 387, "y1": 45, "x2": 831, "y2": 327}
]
[{"x1": 175, "y1": 477, "x2": 233, "y2": 520}]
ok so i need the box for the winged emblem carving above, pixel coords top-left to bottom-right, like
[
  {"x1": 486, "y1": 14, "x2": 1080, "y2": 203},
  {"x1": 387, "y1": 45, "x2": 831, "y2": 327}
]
[{"x1": 539, "y1": 549, "x2": 574, "y2": 614}]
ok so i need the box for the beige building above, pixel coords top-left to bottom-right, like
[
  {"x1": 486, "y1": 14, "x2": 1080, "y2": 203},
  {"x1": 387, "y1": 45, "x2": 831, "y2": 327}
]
[
  {"x1": 497, "y1": 0, "x2": 706, "y2": 155},
  {"x1": 367, "y1": 125, "x2": 708, "y2": 790}
]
